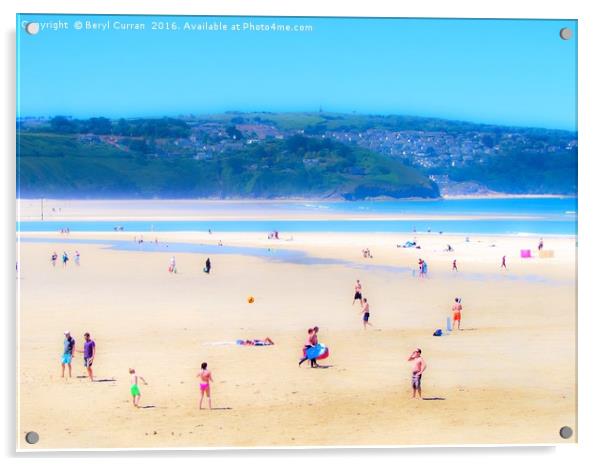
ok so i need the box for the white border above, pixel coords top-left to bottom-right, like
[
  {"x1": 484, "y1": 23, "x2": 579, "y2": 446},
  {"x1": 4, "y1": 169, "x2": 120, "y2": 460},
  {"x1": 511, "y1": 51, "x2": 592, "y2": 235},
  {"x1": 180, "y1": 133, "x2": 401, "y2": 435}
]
[{"x1": 4, "y1": 0, "x2": 601, "y2": 464}]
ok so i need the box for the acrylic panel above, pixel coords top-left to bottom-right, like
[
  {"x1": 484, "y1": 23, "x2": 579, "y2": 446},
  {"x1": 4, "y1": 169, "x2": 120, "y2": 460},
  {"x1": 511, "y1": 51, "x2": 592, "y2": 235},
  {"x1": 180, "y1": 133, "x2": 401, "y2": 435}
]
[{"x1": 16, "y1": 14, "x2": 577, "y2": 450}]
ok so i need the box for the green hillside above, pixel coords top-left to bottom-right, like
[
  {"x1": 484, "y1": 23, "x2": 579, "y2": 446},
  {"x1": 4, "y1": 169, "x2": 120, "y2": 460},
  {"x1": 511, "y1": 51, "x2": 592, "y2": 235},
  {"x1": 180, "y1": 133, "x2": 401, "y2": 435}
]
[{"x1": 17, "y1": 132, "x2": 439, "y2": 199}]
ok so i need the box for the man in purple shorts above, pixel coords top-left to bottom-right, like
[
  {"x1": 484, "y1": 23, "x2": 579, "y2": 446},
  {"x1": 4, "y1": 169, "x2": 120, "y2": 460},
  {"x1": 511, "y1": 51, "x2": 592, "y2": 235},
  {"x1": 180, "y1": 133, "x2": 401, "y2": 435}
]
[{"x1": 77, "y1": 332, "x2": 96, "y2": 381}]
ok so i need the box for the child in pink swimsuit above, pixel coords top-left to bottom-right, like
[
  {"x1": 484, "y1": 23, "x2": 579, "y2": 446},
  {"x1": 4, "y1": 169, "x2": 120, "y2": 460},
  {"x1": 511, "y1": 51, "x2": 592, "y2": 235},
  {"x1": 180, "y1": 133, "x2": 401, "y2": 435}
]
[{"x1": 197, "y1": 362, "x2": 213, "y2": 410}]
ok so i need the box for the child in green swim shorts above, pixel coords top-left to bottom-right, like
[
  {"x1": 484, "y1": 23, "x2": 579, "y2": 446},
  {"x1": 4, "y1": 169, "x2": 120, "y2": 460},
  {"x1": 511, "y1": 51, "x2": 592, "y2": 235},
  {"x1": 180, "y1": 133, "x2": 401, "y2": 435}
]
[{"x1": 129, "y1": 368, "x2": 148, "y2": 408}]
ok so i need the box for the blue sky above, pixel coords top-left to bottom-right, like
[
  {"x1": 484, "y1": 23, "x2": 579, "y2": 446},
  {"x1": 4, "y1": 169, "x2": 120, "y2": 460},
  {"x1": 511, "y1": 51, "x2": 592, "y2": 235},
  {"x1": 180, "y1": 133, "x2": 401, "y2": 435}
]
[{"x1": 16, "y1": 15, "x2": 577, "y2": 130}]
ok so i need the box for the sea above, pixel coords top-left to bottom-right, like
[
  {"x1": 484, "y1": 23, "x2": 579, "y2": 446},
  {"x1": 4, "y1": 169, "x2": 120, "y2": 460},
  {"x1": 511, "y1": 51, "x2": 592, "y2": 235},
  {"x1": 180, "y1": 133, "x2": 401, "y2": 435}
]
[{"x1": 17, "y1": 198, "x2": 577, "y2": 236}]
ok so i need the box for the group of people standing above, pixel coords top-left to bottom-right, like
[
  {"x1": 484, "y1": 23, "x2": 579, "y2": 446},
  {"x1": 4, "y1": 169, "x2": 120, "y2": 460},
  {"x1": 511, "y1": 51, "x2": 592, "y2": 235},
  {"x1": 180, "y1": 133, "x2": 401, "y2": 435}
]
[
  {"x1": 51, "y1": 250, "x2": 80, "y2": 267},
  {"x1": 60, "y1": 331, "x2": 96, "y2": 381},
  {"x1": 61, "y1": 329, "x2": 217, "y2": 410}
]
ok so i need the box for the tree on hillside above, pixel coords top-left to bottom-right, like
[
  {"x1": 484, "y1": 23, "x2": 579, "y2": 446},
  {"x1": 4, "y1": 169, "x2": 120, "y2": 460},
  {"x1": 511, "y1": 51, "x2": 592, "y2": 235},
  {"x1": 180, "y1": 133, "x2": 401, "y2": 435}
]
[{"x1": 49, "y1": 116, "x2": 77, "y2": 134}]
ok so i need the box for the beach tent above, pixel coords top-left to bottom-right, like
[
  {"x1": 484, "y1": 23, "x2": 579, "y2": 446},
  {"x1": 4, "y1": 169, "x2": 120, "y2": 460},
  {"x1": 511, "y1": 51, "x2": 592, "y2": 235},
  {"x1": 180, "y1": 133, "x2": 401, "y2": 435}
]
[{"x1": 520, "y1": 249, "x2": 532, "y2": 258}]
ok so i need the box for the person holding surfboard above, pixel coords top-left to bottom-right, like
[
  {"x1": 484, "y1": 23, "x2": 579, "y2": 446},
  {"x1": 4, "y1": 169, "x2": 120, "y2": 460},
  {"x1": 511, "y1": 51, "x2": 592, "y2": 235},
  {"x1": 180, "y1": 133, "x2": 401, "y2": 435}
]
[{"x1": 298, "y1": 326, "x2": 322, "y2": 368}]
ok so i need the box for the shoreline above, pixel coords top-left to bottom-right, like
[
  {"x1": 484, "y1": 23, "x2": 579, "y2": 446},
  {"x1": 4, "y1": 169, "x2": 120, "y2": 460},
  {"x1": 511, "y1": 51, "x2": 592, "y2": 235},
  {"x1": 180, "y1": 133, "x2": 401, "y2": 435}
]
[
  {"x1": 17, "y1": 230, "x2": 577, "y2": 239},
  {"x1": 16, "y1": 197, "x2": 577, "y2": 224}
]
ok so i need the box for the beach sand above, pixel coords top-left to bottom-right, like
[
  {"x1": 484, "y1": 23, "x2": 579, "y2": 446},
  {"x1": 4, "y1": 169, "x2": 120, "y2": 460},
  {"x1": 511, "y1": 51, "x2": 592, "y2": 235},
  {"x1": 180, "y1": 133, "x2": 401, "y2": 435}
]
[{"x1": 16, "y1": 228, "x2": 577, "y2": 449}]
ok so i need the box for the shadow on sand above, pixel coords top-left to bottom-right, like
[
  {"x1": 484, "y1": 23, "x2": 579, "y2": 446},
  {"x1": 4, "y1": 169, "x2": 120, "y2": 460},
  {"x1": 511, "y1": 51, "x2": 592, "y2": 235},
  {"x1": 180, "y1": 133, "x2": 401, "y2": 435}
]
[{"x1": 422, "y1": 397, "x2": 446, "y2": 401}]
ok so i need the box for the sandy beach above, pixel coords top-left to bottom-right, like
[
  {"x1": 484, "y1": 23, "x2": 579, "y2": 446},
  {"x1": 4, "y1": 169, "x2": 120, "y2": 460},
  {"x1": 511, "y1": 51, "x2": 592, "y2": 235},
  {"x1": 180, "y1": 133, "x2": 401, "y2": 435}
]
[{"x1": 16, "y1": 205, "x2": 577, "y2": 449}]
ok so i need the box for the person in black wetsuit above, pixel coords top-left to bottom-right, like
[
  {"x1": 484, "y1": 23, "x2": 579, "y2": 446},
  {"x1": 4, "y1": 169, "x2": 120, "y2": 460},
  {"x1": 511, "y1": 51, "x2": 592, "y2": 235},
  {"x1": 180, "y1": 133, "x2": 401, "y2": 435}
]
[{"x1": 204, "y1": 257, "x2": 211, "y2": 274}]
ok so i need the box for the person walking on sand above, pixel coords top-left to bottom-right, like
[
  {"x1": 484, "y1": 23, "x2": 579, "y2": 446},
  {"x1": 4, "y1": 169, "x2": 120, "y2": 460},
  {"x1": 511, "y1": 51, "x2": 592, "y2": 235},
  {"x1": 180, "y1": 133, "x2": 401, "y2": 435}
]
[
  {"x1": 129, "y1": 368, "x2": 148, "y2": 408},
  {"x1": 62, "y1": 251, "x2": 69, "y2": 268},
  {"x1": 74, "y1": 250, "x2": 80, "y2": 266},
  {"x1": 309, "y1": 326, "x2": 321, "y2": 368},
  {"x1": 501, "y1": 255, "x2": 507, "y2": 269},
  {"x1": 452, "y1": 297, "x2": 463, "y2": 330},
  {"x1": 298, "y1": 328, "x2": 315, "y2": 367},
  {"x1": 51, "y1": 251, "x2": 58, "y2": 267},
  {"x1": 298, "y1": 326, "x2": 321, "y2": 368},
  {"x1": 452, "y1": 259, "x2": 458, "y2": 272},
  {"x1": 352, "y1": 279, "x2": 363, "y2": 305},
  {"x1": 76, "y1": 332, "x2": 96, "y2": 381},
  {"x1": 360, "y1": 298, "x2": 373, "y2": 329},
  {"x1": 538, "y1": 238, "x2": 544, "y2": 251},
  {"x1": 197, "y1": 362, "x2": 213, "y2": 410},
  {"x1": 61, "y1": 331, "x2": 75, "y2": 378},
  {"x1": 204, "y1": 257, "x2": 211, "y2": 274},
  {"x1": 169, "y1": 256, "x2": 177, "y2": 274},
  {"x1": 408, "y1": 348, "x2": 427, "y2": 399}
]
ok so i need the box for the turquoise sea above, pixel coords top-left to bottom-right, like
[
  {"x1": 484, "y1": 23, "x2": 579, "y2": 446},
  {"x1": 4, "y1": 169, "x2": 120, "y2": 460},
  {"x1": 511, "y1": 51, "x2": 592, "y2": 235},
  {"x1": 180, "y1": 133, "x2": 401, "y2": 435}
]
[{"x1": 17, "y1": 198, "x2": 577, "y2": 236}]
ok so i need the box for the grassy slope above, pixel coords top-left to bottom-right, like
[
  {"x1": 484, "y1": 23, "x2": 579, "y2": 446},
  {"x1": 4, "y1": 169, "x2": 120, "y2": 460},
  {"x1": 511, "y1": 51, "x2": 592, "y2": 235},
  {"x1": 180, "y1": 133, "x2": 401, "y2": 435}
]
[{"x1": 17, "y1": 132, "x2": 439, "y2": 199}]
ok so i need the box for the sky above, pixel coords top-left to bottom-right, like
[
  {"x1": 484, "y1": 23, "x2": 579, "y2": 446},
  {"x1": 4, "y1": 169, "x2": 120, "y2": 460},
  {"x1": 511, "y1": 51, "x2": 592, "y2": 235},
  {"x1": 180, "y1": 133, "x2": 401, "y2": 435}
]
[{"x1": 16, "y1": 15, "x2": 577, "y2": 130}]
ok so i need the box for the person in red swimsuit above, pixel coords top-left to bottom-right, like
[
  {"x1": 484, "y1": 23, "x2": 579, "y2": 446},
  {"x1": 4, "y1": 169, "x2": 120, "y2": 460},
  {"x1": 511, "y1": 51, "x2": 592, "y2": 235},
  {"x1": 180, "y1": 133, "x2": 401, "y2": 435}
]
[{"x1": 452, "y1": 297, "x2": 463, "y2": 330}]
